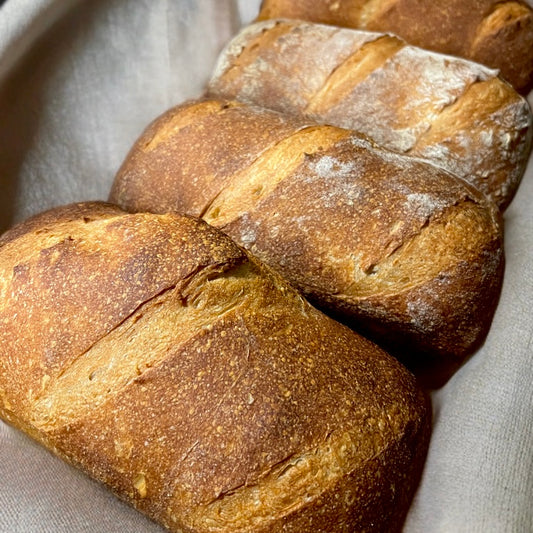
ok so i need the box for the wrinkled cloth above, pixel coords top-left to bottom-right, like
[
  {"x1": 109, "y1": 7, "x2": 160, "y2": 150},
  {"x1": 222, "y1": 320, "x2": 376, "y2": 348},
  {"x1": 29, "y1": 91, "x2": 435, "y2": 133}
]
[{"x1": 0, "y1": 1, "x2": 532, "y2": 531}]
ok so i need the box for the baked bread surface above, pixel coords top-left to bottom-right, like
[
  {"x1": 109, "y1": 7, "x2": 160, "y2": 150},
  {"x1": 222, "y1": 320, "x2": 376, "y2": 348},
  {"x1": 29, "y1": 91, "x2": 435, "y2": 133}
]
[
  {"x1": 207, "y1": 19, "x2": 533, "y2": 211},
  {"x1": 257, "y1": 0, "x2": 533, "y2": 94},
  {"x1": 110, "y1": 98, "x2": 505, "y2": 386},
  {"x1": 0, "y1": 202, "x2": 431, "y2": 532}
]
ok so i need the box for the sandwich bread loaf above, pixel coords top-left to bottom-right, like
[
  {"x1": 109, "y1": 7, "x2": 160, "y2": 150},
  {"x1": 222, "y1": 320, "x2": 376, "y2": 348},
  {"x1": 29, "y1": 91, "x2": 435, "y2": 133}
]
[{"x1": 0, "y1": 201, "x2": 431, "y2": 533}]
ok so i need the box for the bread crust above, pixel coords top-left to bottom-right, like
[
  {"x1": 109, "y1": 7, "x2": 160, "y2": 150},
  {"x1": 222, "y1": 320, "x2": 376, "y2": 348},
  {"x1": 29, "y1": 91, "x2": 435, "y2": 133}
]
[
  {"x1": 110, "y1": 98, "x2": 505, "y2": 385},
  {"x1": 207, "y1": 19, "x2": 533, "y2": 210},
  {"x1": 257, "y1": 0, "x2": 533, "y2": 94},
  {"x1": 0, "y1": 202, "x2": 431, "y2": 532}
]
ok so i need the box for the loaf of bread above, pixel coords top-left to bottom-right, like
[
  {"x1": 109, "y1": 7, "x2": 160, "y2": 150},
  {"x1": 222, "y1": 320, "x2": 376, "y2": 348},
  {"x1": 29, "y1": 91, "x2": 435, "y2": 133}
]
[
  {"x1": 110, "y1": 98, "x2": 505, "y2": 386},
  {"x1": 207, "y1": 19, "x2": 533, "y2": 211},
  {"x1": 0, "y1": 201, "x2": 431, "y2": 532},
  {"x1": 257, "y1": 0, "x2": 533, "y2": 94}
]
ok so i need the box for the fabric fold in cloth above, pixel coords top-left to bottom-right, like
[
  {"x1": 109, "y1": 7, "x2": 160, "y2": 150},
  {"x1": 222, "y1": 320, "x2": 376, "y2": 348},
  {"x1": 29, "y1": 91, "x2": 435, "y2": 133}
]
[{"x1": 0, "y1": 1, "x2": 532, "y2": 531}]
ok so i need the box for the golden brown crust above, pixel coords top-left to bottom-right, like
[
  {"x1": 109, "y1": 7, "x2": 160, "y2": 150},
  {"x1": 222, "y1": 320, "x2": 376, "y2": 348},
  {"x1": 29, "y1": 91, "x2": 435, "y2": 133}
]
[
  {"x1": 0, "y1": 202, "x2": 246, "y2": 420},
  {"x1": 257, "y1": 0, "x2": 533, "y2": 93},
  {"x1": 207, "y1": 20, "x2": 533, "y2": 210},
  {"x1": 110, "y1": 98, "x2": 504, "y2": 385},
  {"x1": 0, "y1": 201, "x2": 122, "y2": 247},
  {"x1": 0, "y1": 202, "x2": 431, "y2": 532},
  {"x1": 469, "y1": 2, "x2": 533, "y2": 93},
  {"x1": 218, "y1": 137, "x2": 504, "y2": 386},
  {"x1": 111, "y1": 99, "x2": 315, "y2": 218}
]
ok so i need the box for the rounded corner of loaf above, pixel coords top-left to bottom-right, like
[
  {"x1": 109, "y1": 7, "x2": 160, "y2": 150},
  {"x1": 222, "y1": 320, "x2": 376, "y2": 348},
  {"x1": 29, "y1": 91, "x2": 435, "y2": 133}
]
[{"x1": 469, "y1": 0, "x2": 533, "y2": 94}]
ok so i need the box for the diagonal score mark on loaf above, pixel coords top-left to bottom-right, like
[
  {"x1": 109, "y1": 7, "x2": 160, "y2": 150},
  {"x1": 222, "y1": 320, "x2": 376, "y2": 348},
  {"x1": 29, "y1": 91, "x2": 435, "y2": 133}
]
[
  {"x1": 469, "y1": 0, "x2": 533, "y2": 93},
  {"x1": 211, "y1": 20, "x2": 391, "y2": 116},
  {"x1": 201, "y1": 125, "x2": 352, "y2": 225},
  {"x1": 0, "y1": 212, "x2": 132, "y2": 422},
  {"x1": 305, "y1": 34, "x2": 405, "y2": 117},
  {"x1": 0, "y1": 211, "x2": 247, "y2": 423},
  {"x1": 410, "y1": 76, "x2": 532, "y2": 208},
  {"x1": 142, "y1": 99, "x2": 225, "y2": 153},
  {"x1": 209, "y1": 20, "x2": 532, "y2": 209},
  {"x1": 29, "y1": 260, "x2": 257, "y2": 430},
  {"x1": 117, "y1": 98, "x2": 318, "y2": 219},
  {"x1": 306, "y1": 38, "x2": 495, "y2": 152},
  {"x1": 358, "y1": 0, "x2": 396, "y2": 26},
  {"x1": 411, "y1": 76, "x2": 525, "y2": 150},
  {"x1": 201, "y1": 130, "x2": 500, "y2": 301},
  {"x1": 212, "y1": 20, "x2": 481, "y2": 153},
  {"x1": 342, "y1": 200, "x2": 498, "y2": 299},
  {"x1": 470, "y1": 2, "x2": 533, "y2": 54},
  {"x1": 184, "y1": 427, "x2": 406, "y2": 531}
]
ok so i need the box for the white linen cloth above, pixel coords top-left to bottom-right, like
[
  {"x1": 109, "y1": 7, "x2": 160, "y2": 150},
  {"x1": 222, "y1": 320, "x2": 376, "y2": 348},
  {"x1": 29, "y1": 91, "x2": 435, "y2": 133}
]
[{"x1": 0, "y1": 1, "x2": 532, "y2": 531}]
